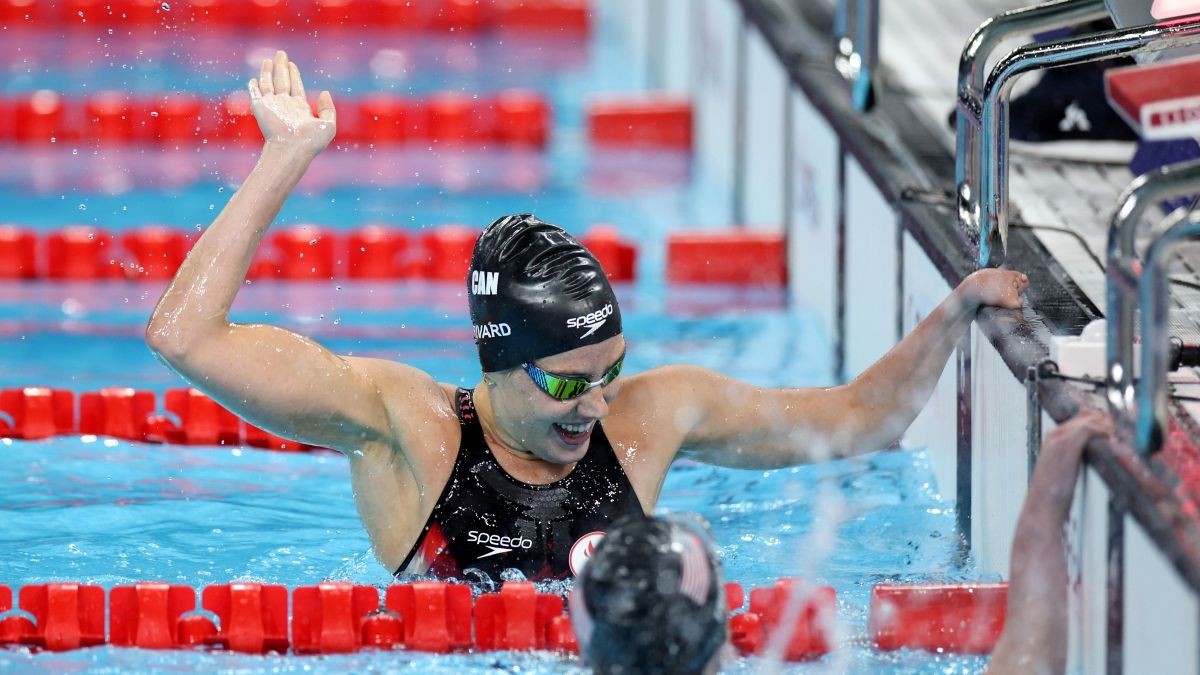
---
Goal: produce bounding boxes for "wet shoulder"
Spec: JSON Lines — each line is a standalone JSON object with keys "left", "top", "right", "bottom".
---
{"left": 604, "top": 366, "right": 696, "bottom": 461}
{"left": 609, "top": 364, "right": 707, "bottom": 420}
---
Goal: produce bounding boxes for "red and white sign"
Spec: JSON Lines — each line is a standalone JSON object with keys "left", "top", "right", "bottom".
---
{"left": 1106, "top": 55, "right": 1200, "bottom": 140}
{"left": 569, "top": 531, "right": 606, "bottom": 576}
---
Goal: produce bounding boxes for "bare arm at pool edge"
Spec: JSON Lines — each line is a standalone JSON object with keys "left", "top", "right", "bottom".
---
{"left": 145, "top": 52, "right": 427, "bottom": 458}
{"left": 620, "top": 269, "right": 1028, "bottom": 469}
{"left": 987, "top": 410, "right": 1111, "bottom": 675}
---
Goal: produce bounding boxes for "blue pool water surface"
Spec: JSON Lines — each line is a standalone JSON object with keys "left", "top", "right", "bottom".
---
{"left": 0, "top": 8, "right": 990, "bottom": 673}
{"left": 0, "top": 289, "right": 987, "bottom": 673}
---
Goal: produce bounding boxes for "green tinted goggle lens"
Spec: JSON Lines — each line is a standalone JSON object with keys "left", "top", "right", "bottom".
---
{"left": 524, "top": 356, "right": 624, "bottom": 401}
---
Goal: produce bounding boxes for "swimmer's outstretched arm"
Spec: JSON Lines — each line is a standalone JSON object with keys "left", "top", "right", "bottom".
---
{"left": 632, "top": 268, "right": 1026, "bottom": 467}
{"left": 146, "top": 52, "right": 431, "bottom": 456}
{"left": 987, "top": 410, "right": 1110, "bottom": 675}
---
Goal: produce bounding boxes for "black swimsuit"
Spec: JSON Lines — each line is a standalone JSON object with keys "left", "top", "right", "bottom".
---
{"left": 395, "top": 388, "right": 645, "bottom": 581}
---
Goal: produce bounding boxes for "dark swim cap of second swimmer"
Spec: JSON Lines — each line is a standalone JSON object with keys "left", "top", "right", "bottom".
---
{"left": 468, "top": 214, "right": 621, "bottom": 372}
{"left": 568, "top": 515, "right": 727, "bottom": 675}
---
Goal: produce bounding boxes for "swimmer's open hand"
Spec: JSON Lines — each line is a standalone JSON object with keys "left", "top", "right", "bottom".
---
{"left": 248, "top": 50, "right": 335, "bottom": 157}
{"left": 958, "top": 268, "right": 1028, "bottom": 312}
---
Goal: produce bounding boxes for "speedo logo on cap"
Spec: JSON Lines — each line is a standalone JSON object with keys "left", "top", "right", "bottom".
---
{"left": 566, "top": 304, "right": 613, "bottom": 340}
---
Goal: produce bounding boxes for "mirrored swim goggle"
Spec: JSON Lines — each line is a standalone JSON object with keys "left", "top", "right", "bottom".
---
{"left": 522, "top": 352, "right": 625, "bottom": 401}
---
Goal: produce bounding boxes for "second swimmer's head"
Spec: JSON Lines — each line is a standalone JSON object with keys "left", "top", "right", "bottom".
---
{"left": 569, "top": 515, "right": 728, "bottom": 674}
{"left": 467, "top": 214, "right": 622, "bottom": 373}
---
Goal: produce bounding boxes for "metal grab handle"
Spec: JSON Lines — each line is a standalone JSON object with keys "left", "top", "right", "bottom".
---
{"left": 1136, "top": 210, "right": 1200, "bottom": 455}
{"left": 955, "top": 0, "right": 1109, "bottom": 265}
{"left": 1106, "top": 159, "right": 1200, "bottom": 455}
{"left": 957, "top": 0, "right": 1108, "bottom": 110}
{"left": 955, "top": 0, "right": 1200, "bottom": 267}
{"left": 833, "top": 0, "right": 879, "bottom": 112}
{"left": 980, "top": 19, "right": 1200, "bottom": 266}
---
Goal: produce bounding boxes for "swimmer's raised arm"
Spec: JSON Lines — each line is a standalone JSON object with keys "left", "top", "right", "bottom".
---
{"left": 987, "top": 410, "right": 1110, "bottom": 675}
{"left": 643, "top": 269, "right": 1026, "bottom": 467}
{"left": 146, "top": 52, "right": 426, "bottom": 457}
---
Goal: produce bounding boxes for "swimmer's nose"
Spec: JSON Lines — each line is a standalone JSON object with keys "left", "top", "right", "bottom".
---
{"left": 575, "top": 384, "right": 609, "bottom": 419}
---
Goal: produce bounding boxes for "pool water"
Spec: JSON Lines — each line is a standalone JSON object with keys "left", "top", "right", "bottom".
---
{"left": 0, "top": 285, "right": 989, "bottom": 673}
{"left": 0, "top": 7, "right": 991, "bottom": 673}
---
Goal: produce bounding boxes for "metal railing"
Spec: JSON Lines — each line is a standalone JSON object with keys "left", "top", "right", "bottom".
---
{"left": 1106, "top": 160, "right": 1200, "bottom": 455}
{"left": 955, "top": 0, "right": 1200, "bottom": 266}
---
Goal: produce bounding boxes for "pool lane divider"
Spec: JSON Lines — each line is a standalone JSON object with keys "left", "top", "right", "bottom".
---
{"left": 0, "top": 581, "right": 574, "bottom": 654}
{"left": 0, "top": 579, "right": 1009, "bottom": 656}
{"left": 0, "top": 224, "right": 637, "bottom": 283}
{"left": 1, "top": 90, "right": 696, "bottom": 153}
{"left": 0, "top": 0, "right": 592, "bottom": 34}
{"left": 1, "top": 386, "right": 312, "bottom": 451}
{"left": 0, "top": 89, "right": 550, "bottom": 148}
{"left": 0, "top": 224, "right": 788, "bottom": 286}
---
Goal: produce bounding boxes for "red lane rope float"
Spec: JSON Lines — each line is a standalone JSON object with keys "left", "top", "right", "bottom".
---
{"left": 292, "top": 583, "right": 386, "bottom": 654}
{"left": 728, "top": 579, "right": 837, "bottom": 661}
{"left": 666, "top": 231, "right": 786, "bottom": 286}
{"left": 586, "top": 95, "right": 693, "bottom": 150}
{"left": 16, "top": 583, "right": 107, "bottom": 651}
{"left": 869, "top": 582, "right": 1008, "bottom": 654}
{"left": 79, "top": 387, "right": 157, "bottom": 440}
{"left": 0, "top": 585, "right": 30, "bottom": 645}
{"left": 46, "top": 227, "right": 120, "bottom": 280}
{"left": 0, "top": 227, "right": 37, "bottom": 279}
{"left": 0, "top": 387, "right": 74, "bottom": 440}
{"left": 473, "top": 581, "right": 563, "bottom": 651}
{"left": 204, "top": 583, "right": 292, "bottom": 653}
{"left": 0, "top": 89, "right": 550, "bottom": 148}
{"left": 0, "top": 224, "right": 636, "bottom": 282}
{"left": 0, "top": 0, "right": 592, "bottom": 34}
{"left": 386, "top": 581, "right": 474, "bottom": 652}
{"left": 109, "top": 583, "right": 196, "bottom": 649}
{"left": 0, "top": 580, "right": 1007, "bottom": 657}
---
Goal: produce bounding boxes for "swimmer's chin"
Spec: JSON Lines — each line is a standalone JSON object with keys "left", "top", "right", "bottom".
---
{"left": 544, "top": 437, "right": 591, "bottom": 464}
{"left": 499, "top": 441, "right": 586, "bottom": 465}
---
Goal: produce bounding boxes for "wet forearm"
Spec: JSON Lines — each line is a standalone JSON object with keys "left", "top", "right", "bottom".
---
{"left": 988, "top": 503, "right": 1068, "bottom": 675}
{"left": 722, "top": 290, "right": 977, "bottom": 464}
{"left": 846, "top": 286, "right": 977, "bottom": 447}
{"left": 988, "top": 443, "right": 1083, "bottom": 675}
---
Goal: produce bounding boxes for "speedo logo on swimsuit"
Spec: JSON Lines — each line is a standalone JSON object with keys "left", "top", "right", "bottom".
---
{"left": 566, "top": 303, "right": 613, "bottom": 340}
{"left": 467, "top": 530, "right": 533, "bottom": 559}
{"left": 471, "top": 270, "right": 499, "bottom": 296}
{"left": 473, "top": 322, "right": 511, "bottom": 339}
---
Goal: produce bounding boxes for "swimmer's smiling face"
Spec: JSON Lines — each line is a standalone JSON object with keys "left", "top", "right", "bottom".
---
{"left": 487, "top": 334, "right": 626, "bottom": 465}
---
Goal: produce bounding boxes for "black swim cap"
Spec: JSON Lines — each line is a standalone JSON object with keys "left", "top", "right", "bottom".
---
{"left": 468, "top": 214, "right": 622, "bottom": 373}
{"left": 569, "top": 515, "right": 727, "bottom": 675}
